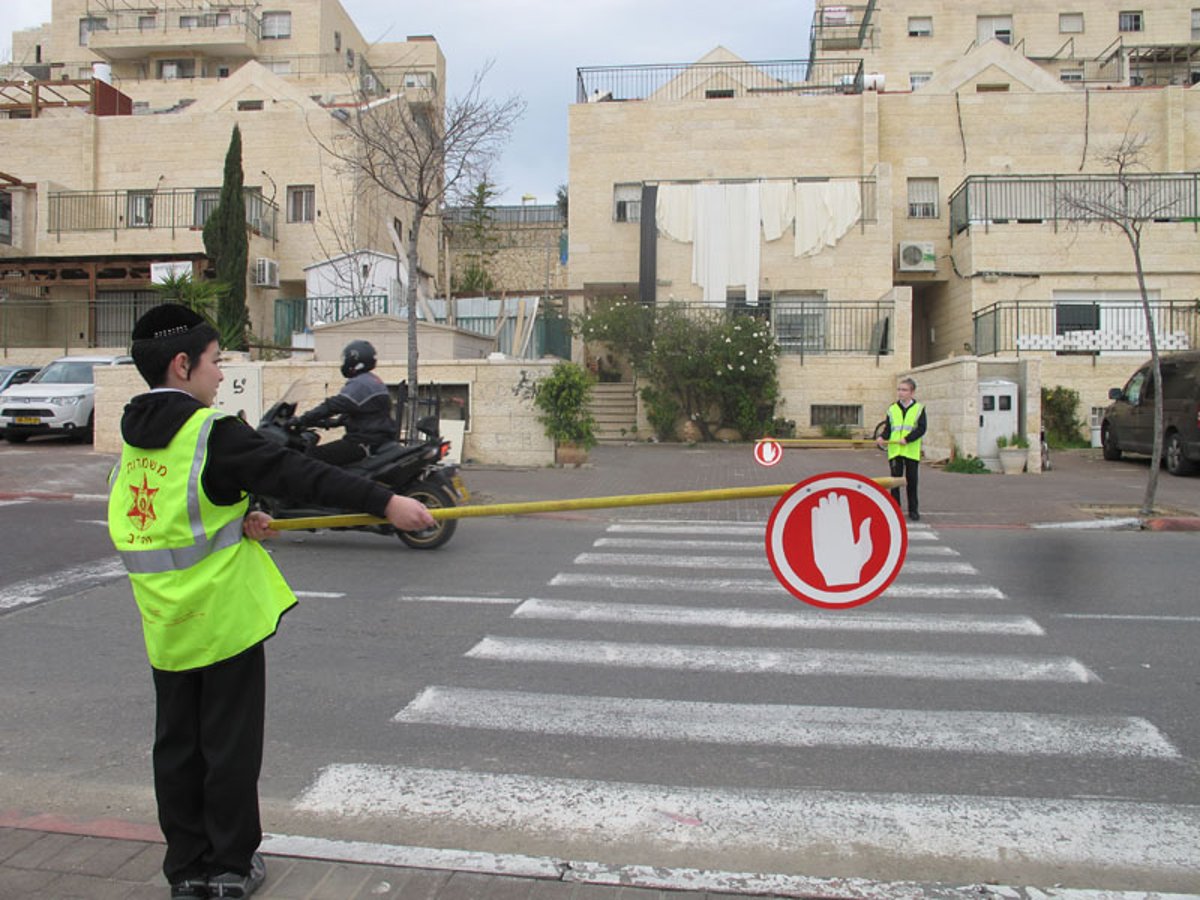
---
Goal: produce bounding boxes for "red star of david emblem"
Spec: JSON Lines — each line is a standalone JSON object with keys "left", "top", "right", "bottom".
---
{"left": 127, "top": 474, "right": 159, "bottom": 532}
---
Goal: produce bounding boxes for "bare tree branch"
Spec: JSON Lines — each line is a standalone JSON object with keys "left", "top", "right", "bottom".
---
{"left": 309, "top": 64, "right": 525, "bottom": 431}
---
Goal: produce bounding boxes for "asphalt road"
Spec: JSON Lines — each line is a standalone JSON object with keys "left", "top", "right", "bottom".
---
{"left": 1, "top": 463, "right": 1198, "bottom": 891}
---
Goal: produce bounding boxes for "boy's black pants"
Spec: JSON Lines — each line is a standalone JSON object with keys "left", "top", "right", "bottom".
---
{"left": 888, "top": 455, "right": 920, "bottom": 516}
{"left": 151, "top": 643, "right": 265, "bottom": 883}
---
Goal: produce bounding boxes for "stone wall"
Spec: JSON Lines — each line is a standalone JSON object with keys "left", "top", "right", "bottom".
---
{"left": 95, "top": 357, "right": 558, "bottom": 466}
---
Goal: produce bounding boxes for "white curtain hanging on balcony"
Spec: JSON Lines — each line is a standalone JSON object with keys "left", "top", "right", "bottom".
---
{"left": 794, "top": 180, "right": 861, "bottom": 257}
{"left": 690, "top": 183, "right": 760, "bottom": 304}
{"left": 656, "top": 183, "right": 694, "bottom": 242}
{"left": 759, "top": 181, "right": 794, "bottom": 241}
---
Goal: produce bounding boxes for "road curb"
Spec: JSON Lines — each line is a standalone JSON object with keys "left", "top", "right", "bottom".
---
{"left": 1143, "top": 516, "right": 1200, "bottom": 531}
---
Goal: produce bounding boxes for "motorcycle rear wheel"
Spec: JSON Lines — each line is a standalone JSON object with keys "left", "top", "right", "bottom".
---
{"left": 397, "top": 480, "right": 458, "bottom": 549}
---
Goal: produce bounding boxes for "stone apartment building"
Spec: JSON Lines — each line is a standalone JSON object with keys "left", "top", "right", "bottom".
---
{"left": 568, "top": 0, "right": 1200, "bottom": 463}
{"left": 0, "top": 0, "right": 445, "bottom": 349}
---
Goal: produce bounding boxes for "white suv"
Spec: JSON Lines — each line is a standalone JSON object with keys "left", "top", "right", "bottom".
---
{"left": 0, "top": 355, "right": 133, "bottom": 443}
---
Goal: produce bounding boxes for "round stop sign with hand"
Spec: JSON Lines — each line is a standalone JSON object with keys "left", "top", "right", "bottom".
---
{"left": 765, "top": 471, "right": 907, "bottom": 608}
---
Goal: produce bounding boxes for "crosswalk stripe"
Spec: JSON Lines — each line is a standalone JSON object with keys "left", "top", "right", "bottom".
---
{"left": 512, "top": 597, "right": 1044, "bottom": 635}
{"left": 293, "top": 591, "right": 347, "bottom": 599}
{"left": 465, "top": 636, "right": 1096, "bottom": 682}
{"left": 594, "top": 536, "right": 960, "bottom": 556}
{"left": 295, "top": 764, "right": 1200, "bottom": 875}
{"left": 548, "top": 572, "right": 1004, "bottom": 598}
{"left": 393, "top": 594, "right": 524, "bottom": 605}
{"left": 573, "top": 552, "right": 977, "bottom": 575}
{"left": 396, "top": 686, "right": 1175, "bottom": 757}
{"left": 0, "top": 557, "right": 127, "bottom": 611}
{"left": 0, "top": 500, "right": 31, "bottom": 508}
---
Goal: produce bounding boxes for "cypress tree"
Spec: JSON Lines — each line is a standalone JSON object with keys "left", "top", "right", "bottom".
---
{"left": 202, "top": 125, "right": 249, "bottom": 350}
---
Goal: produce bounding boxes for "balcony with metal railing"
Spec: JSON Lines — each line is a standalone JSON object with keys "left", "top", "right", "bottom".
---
{"left": 972, "top": 300, "right": 1200, "bottom": 357}
{"left": 576, "top": 58, "right": 865, "bottom": 103}
{"left": 657, "top": 300, "right": 893, "bottom": 358}
{"left": 948, "top": 173, "right": 1200, "bottom": 237}
{"left": 808, "top": 1, "right": 879, "bottom": 54}
{"left": 46, "top": 187, "right": 278, "bottom": 242}
{"left": 86, "top": 8, "right": 262, "bottom": 61}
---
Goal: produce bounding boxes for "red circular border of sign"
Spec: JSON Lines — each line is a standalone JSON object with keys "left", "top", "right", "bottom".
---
{"left": 754, "top": 439, "right": 784, "bottom": 467}
{"left": 765, "top": 471, "right": 907, "bottom": 609}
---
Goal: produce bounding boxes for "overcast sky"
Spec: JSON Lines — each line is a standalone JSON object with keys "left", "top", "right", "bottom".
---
{"left": 1, "top": 0, "right": 816, "bottom": 205}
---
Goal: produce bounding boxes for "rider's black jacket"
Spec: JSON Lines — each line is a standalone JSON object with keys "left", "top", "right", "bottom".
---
{"left": 296, "top": 371, "right": 397, "bottom": 448}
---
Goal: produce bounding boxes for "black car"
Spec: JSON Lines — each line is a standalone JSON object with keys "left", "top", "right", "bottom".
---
{"left": 1101, "top": 350, "right": 1200, "bottom": 476}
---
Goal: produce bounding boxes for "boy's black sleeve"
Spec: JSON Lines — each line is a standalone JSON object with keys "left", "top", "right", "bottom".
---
{"left": 202, "top": 416, "right": 394, "bottom": 517}
{"left": 908, "top": 409, "right": 928, "bottom": 443}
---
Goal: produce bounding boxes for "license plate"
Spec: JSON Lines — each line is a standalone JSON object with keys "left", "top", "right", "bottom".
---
{"left": 452, "top": 475, "right": 470, "bottom": 503}
{"left": 14, "top": 416, "right": 40, "bottom": 425}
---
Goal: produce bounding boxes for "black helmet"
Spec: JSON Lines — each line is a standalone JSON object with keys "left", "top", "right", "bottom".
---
{"left": 340, "top": 340, "right": 377, "bottom": 378}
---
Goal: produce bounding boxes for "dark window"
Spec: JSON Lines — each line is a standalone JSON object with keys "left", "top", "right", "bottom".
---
{"left": 705, "top": 89, "right": 735, "bottom": 99}
{"left": 982, "top": 396, "right": 996, "bottom": 411}
{"left": 237, "top": 99, "right": 264, "bottom": 111}
{"left": 999, "top": 396, "right": 1012, "bottom": 411}
{"left": 0, "top": 191, "right": 12, "bottom": 245}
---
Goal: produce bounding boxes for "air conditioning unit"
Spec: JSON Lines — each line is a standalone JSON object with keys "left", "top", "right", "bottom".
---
{"left": 253, "top": 257, "right": 279, "bottom": 287}
{"left": 898, "top": 241, "right": 936, "bottom": 272}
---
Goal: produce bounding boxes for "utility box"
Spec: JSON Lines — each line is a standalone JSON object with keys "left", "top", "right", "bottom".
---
{"left": 978, "top": 379, "right": 1019, "bottom": 470}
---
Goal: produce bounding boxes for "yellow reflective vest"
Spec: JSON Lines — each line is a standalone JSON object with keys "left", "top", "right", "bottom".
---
{"left": 108, "top": 407, "right": 296, "bottom": 672}
{"left": 886, "top": 401, "right": 924, "bottom": 461}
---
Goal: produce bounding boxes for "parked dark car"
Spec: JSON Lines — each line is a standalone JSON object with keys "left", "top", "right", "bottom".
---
{"left": 1101, "top": 350, "right": 1200, "bottom": 476}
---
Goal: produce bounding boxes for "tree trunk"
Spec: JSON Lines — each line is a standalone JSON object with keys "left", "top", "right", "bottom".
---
{"left": 1131, "top": 229, "right": 1162, "bottom": 517}
{"left": 405, "top": 208, "right": 425, "bottom": 437}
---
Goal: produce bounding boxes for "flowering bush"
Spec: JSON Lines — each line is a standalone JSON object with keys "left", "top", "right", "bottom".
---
{"left": 576, "top": 300, "right": 779, "bottom": 441}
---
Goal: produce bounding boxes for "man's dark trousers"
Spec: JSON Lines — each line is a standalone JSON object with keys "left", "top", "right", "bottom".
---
{"left": 151, "top": 643, "right": 266, "bottom": 883}
{"left": 888, "top": 455, "right": 920, "bottom": 517}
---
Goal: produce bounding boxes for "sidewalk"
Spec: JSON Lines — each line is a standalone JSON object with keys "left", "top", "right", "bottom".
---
{"left": 2, "top": 440, "right": 1200, "bottom": 899}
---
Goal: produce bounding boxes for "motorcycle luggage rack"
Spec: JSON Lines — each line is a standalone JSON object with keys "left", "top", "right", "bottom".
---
{"left": 394, "top": 381, "right": 442, "bottom": 445}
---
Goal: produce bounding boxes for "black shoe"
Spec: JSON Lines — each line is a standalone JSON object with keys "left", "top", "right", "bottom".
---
{"left": 208, "top": 853, "right": 266, "bottom": 899}
{"left": 170, "top": 878, "right": 209, "bottom": 899}
{"left": 908, "top": 511, "right": 920, "bottom": 522}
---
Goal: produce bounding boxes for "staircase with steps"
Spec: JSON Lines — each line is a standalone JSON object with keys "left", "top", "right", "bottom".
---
{"left": 588, "top": 381, "right": 638, "bottom": 442}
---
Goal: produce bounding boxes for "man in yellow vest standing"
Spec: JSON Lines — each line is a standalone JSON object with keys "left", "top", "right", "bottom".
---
{"left": 108, "top": 304, "right": 433, "bottom": 900}
{"left": 875, "top": 377, "right": 926, "bottom": 522}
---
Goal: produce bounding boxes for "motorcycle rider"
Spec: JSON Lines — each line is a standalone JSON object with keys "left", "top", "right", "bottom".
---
{"left": 293, "top": 340, "right": 398, "bottom": 466}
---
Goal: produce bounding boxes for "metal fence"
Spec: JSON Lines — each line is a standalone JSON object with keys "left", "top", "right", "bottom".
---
{"left": 663, "top": 301, "right": 893, "bottom": 358}
{"left": 0, "top": 297, "right": 159, "bottom": 351}
{"left": 47, "top": 188, "right": 278, "bottom": 240}
{"left": 973, "top": 300, "right": 1200, "bottom": 356}
{"left": 949, "top": 173, "right": 1200, "bottom": 236}
{"left": 576, "top": 58, "right": 864, "bottom": 102}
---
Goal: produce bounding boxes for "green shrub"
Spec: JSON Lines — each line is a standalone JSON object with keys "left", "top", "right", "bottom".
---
{"left": 944, "top": 455, "right": 990, "bottom": 474}
{"left": 576, "top": 300, "right": 779, "bottom": 441}
{"left": 1041, "top": 385, "right": 1089, "bottom": 447}
{"left": 772, "top": 417, "right": 797, "bottom": 438}
{"left": 533, "top": 362, "right": 598, "bottom": 449}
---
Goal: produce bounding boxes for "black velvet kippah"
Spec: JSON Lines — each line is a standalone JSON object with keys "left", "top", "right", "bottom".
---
{"left": 132, "top": 304, "right": 206, "bottom": 342}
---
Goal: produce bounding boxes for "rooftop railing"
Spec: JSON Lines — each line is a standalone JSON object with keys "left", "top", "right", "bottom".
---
{"left": 47, "top": 188, "right": 278, "bottom": 241}
{"left": 443, "top": 204, "right": 564, "bottom": 226}
{"left": 972, "top": 300, "right": 1200, "bottom": 356}
{"left": 576, "top": 58, "right": 864, "bottom": 103}
{"left": 948, "top": 173, "right": 1200, "bottom": 237}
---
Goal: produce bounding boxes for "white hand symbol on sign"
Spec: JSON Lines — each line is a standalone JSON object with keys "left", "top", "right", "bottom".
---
{"left": 761, "top": 442, "right": 779, "bottom": 464}
{"left": 810, "top": 492, "right": 873, "bottom": 587}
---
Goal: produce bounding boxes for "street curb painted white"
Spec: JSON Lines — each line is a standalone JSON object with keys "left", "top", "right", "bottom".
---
{"left": 259, "top": 832, "right": 1200, "bottom": 900}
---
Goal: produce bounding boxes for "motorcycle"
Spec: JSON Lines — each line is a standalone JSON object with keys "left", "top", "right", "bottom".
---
{"left": 253, "top": 386, "right": 466, "bottom": 549}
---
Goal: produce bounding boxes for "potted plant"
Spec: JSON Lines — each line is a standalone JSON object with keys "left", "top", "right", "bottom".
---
{"left": 996, "top": 433, "right": 1029, "bottom": 475}
{"left": 534, "top": 361, "right": 598, "bottom": 466}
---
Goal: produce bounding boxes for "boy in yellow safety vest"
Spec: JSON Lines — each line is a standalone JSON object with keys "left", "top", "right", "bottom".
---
{"left": 108, "top": 304, "right": 433, "bottom": 900}
{"left": 874, "top": 376, "right": 927, "bottom": 522}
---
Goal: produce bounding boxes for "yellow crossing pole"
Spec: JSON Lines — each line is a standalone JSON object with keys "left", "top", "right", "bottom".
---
{"left": 267, "top": 477, "right": 906, "bottom": 532}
